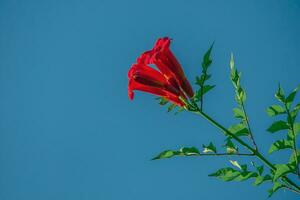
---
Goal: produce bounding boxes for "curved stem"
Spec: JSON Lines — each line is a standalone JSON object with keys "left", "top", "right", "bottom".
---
{"left": 191, "top": 108, "right": 300, "bottom": 193}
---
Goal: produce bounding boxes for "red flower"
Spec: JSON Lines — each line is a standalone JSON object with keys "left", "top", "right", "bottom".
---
{"left": 128, "top": 63, "right": 185, "bottom": 106}
{"left": 137, "top": 37, "right": 194, "bottom": 98}
{"left": 128, "top": 37, "right": 194, "bottom": 107}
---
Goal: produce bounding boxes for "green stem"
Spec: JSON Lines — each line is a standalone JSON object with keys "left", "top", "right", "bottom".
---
{"left": 285, "top": 104, "right": 300, "bottom": 177}
{"left": 192, "top": 109, "right": 300, "bottom": 193}
{"left": 240, "top": 101, "right": 258, "bottom": 150}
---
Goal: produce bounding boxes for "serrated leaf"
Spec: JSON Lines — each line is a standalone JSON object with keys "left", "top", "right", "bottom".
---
{"left": 266, "top": 105, "right": 286, "bottom": 117}
{"left": 253, "top": 175, "right": 272, "bottom": 186}
{"left": 228, "top": 123, "right": 249, "bottom": 136}
{"left": 268, "top": 182, "right": 283, "bottom": 197}
{"left": 233, "top": 107, "right": 245, "bottom": 119}
{"left": 152, "top": 150, "right": 179, "bottom": 160}
{"left": 229, "top": 160, "right": 242, "bottom": 170}
{"left": 180, "top": 147, "right": 200, "bottom": 156}
{"left": 202, "top": 142, "right": 217, "bottom": 153}
{"left": 273, "top": 164, "right": 295, "bottom": 181}
{"left": 268, "top": 139, "right": 293, "bottom": 154}
{"left": 266, "top": 120, "right": 289, "bottom": 133}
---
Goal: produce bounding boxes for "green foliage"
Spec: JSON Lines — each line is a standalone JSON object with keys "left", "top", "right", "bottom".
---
{"left": 266, "top": 105, "right": 286, "bottom": 117}
{"left": 152, "top": 150, "right": 179, "bottom": 160}
{"left": 273, "top": 164, "right": 295, "bottom": 181}
{"left": 253, "top": 175, "right": 272, "bottom": 186}
{"left": 286, "top": 85, "right": 299, "bottom": 108}
{"left": 268, "top": 139, "right": 293, "bottom": 154}
{"left": 266, "top": 120, "right": 289, "bottom": 133}
{"left": 193, "top": 44, "right": 215, "bottom": 109}
{"left": 289, "top": 150, "right": 300, "bottom": 167}
{"left": 233, "top": 107, "right": 246, "bottom": 119}
{"left": 275, "top": 84, "right": 285, "bottom": 103}
{"left": 228, "top": 123, "right": 250, "bottom": 137}
{"left": 229, "top": 54, "right": 247, "bottom": 104}
{"left": 268, "top": 182, "right": 283, "bottom": 197}
{"left": 202, "top": 43, "right": 214, "bottom": 70}
{"left": 209, "top": 161, "right": 258, "bottom": 182}
{"left": 202, "top": 142, "right": 217, "bottom": 153}
{"left": 152, "top": 147, "right": 200, "bottom": 160}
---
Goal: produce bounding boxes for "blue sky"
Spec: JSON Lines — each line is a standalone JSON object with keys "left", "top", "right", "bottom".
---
{"left": 0, "top": 0, "right": 300, "bottom": 199}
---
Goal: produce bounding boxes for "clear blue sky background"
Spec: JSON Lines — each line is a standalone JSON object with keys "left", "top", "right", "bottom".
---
{"left": 0, "top": 0, "right": 300, "bottom": 199}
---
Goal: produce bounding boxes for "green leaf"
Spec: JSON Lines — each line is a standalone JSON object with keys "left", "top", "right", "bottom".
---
{"left": 233, "top": 107, "right": 245, "bottom": 119}
{"left": 202, "top": 43, "right": 214, "bottom": 70}
{"left": 268, "top": 139, "right": 293, "bottom": 154}
{"left": 192, "top": 90, "right": 201, "bottom": 102}
{"left": 235, "top": 171, "right": 258, "bottom": 181}
{"left": 202, "top": 84, "right": 215, "bottom": 95}
{"left": 268, "top": 182, "right": 283, "bottom": 197}
{"left": 273, "top": 164, "right": 295, "bottom": 181}
{"left": 228, "top": 123, "right": 249, "bottom": 136}
{"left": 294, "top": 122, "right": 300, "bottom": 135}
{"left": 209, "top": 167, "right": 241, "bottom": 182}
{"left": 266, "top": 120, "right": 289, "bottom": 133}
{"left": 180, "top": 147, "right": 200, "bottom": 156}
{"left": 253, "top": 175, "right": 272, "bottom": 186}
{"left": 193, "top": 85, "right": 215, "bottom": 103}
{"left": 287, "top": 129, "right": 296, "bottom": 141}
{"left": 266, "top": 105, "right": 286, "bottom": 117}
{"left": 275, "top": 84, "right": 285, "bottom": 103}
{"left": 289, "top": 150, "right": 300, "bottom": 166}
{"left": 152, "top": 150, "right": 179, "bottom": 160}
{"left": 286, "top": 85, "right": 299, "bottom": 108}
{"left": 209, "top": 166, "right": 258, "bottom": 182}
{"left": 202, "top": 142, "right": 217, "bottom": 153}
{"left": 152, "top": 147, "right": 201, "bottom": 160}
{"left": 237, "top": 87, "right": 246, "bottom": 103}
{"left": 295, "top": 103, "right": 300, "bottom": 111}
